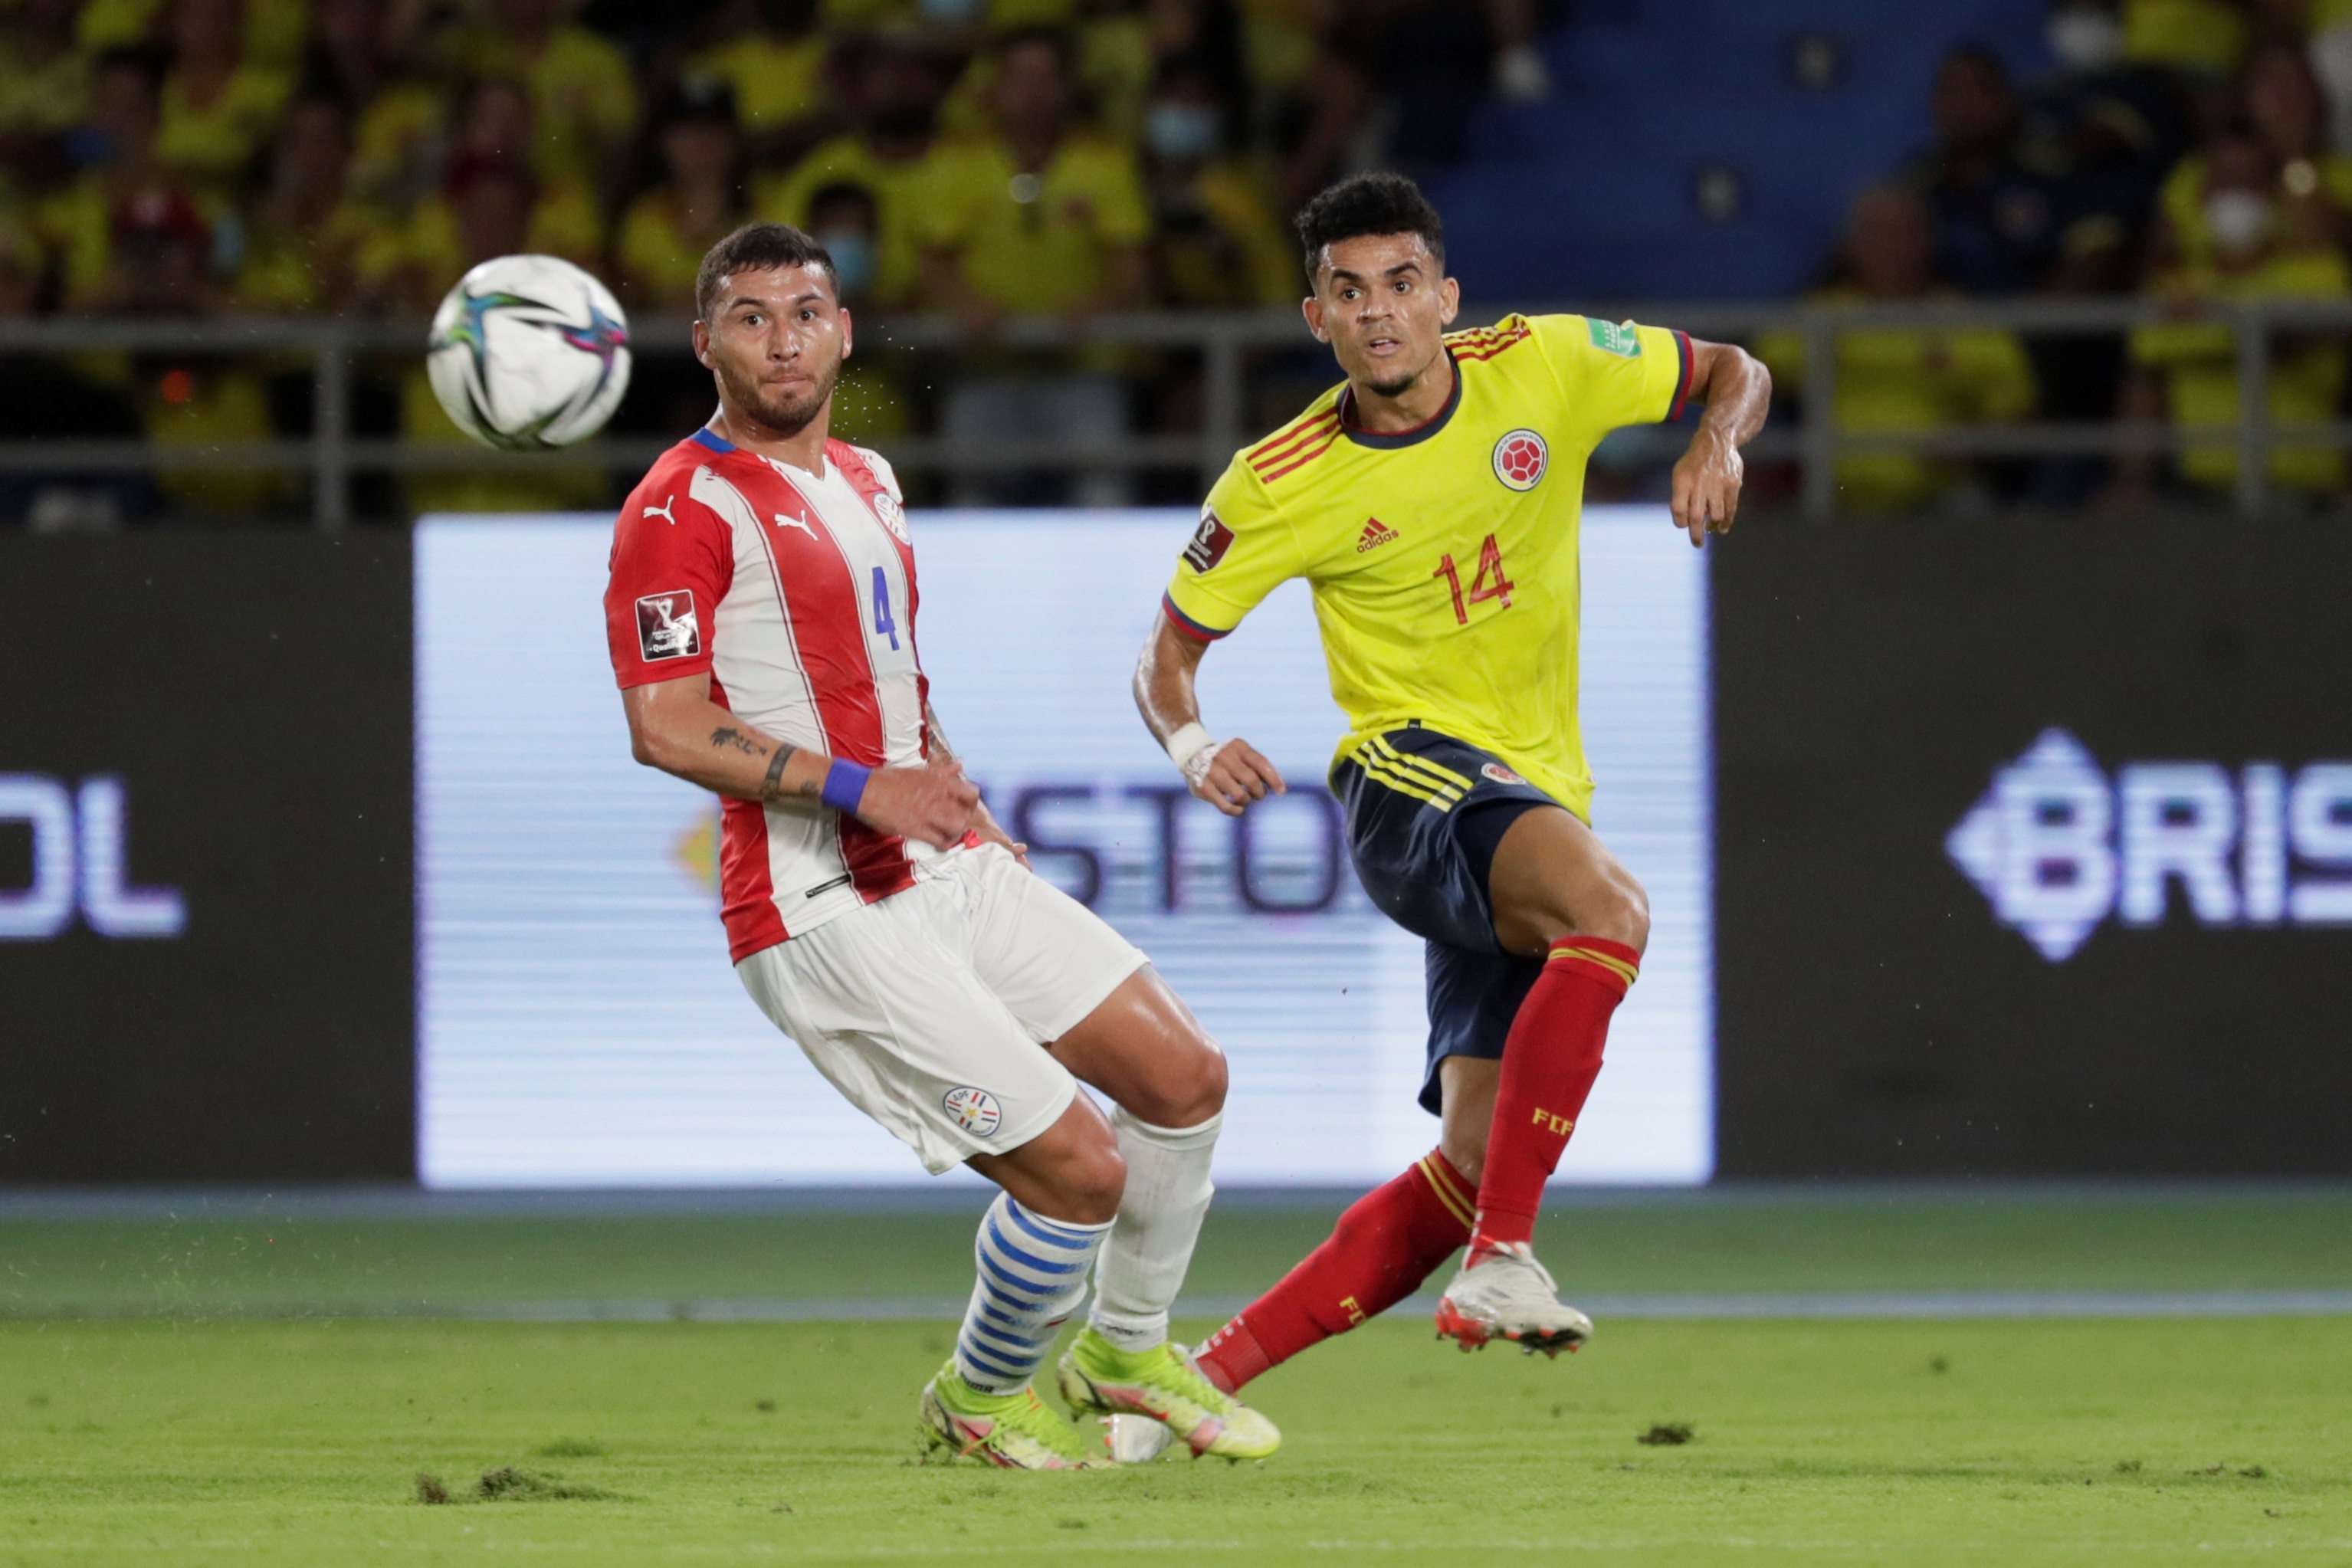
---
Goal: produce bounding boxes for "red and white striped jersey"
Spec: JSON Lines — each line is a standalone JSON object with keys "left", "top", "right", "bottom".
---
{"left": 605, "top": 427, "right": 952, "bottom": 962}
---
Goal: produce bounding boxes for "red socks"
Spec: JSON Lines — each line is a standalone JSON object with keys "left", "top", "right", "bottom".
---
{"left": 1196, "top": 1150, "right": 1475, "bottom": 1394}
{"left": 1468, "top": 936, "right": 1638, "bottom": 1260}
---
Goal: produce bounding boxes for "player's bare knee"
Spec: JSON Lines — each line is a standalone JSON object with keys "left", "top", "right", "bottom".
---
{"left": 1120, "top": 1034, "right": 1227, "bottom": 1129}
{"left": 1064, "top": 1141, "right": 1127, "bottom": 1225}
{"left": 1595, "top": 880, "right": 1650, "bottom": 956}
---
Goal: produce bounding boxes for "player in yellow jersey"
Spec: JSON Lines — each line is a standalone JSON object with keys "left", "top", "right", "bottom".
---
{"left": 1138, "top": 173, "right": 1770, "bottom": 1390}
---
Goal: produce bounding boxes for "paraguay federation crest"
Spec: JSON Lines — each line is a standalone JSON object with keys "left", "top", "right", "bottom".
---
{"left": 943, "top": 1085, "right": 1003, "bottom": 1137}
{"left": 1492, "top": 429, "right": 1549, "bottom": 491}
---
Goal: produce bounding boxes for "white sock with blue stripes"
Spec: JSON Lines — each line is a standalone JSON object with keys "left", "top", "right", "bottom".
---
{"left": 953, "top": 1193, "right": 1113, "bottom": 1394}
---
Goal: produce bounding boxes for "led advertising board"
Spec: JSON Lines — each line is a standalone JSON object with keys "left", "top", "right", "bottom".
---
{"left": 1713, "top": 517, "right": 2352, "bottom": 1176}
{"left": 416, "top": 508, "right": 1712, "bottom": 1187}
{"left": 0, "top": 536, "right": 415, "bottom": 1182}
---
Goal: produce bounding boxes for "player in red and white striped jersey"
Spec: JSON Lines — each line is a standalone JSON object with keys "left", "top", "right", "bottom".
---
{"left": 604, "top": 223, "right": 1278, "bottom": 1469}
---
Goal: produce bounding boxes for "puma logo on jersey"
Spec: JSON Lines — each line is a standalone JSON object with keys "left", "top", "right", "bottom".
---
{"left": 773, "top": 512, "right": 818, "bottom": 541}
{"left": 642, "top": 495, "right": 677, "bottom": 524}
{"left": 1356, "top": 517, "right": 1399, "bottom": 553}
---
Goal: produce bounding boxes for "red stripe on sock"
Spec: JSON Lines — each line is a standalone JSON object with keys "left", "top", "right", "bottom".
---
{"left": 1196, "top": 1150, "right": 1473, "bottom": 1394}
{"left": 1468, "top": 937, "right": 1638, "bottom": 1257}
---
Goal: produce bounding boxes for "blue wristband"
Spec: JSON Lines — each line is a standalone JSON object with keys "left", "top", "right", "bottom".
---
{"left": 821, "top": 759, "right": 873, "bottom": 815}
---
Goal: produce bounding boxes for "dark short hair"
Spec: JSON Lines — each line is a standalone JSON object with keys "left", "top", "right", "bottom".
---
{"left": 1294, "top": 172, "right": 1445, "bottom": 286}
{"left": 695, "top": 221, "right": 837, "bottom": 320}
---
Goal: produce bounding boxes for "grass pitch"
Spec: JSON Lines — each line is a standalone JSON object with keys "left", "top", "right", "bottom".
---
{"left": 4, "top": 1314, "right": 2347, "bottom": 1566}
{"left": 3, "top": 1189, "right": 2349, "bottom": 1563}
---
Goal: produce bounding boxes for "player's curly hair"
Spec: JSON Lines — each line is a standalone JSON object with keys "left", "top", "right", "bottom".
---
{"left": 695, "top": 222, "right": 838, "bottom": 321}
{"left": 1294, "top": 172, "right": 1445, "bottom": 287}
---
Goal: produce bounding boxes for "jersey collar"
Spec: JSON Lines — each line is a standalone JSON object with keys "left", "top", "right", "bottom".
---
{"left": 691, "top": 426, "right": 735, "bottom": 454}
{"left": 1339, "top": 349, "right": 1462, "bottom": 450}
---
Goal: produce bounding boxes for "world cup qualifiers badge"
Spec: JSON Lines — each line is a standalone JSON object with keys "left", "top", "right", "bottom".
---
{"left": 943, "top": 1086, "right": 1003, "bottom": 1137}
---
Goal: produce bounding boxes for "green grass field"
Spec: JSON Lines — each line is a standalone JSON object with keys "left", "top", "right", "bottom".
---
{"left": 3, "top": 1189, "right": 2350, "bottom": 1564}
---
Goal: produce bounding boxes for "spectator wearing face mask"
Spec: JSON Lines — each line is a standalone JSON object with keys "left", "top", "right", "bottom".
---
{"left": 1754, "top": 185, "right": 2038, "bottom": 512}
{"left": 806, "top": 181, "right": 910, "bottom": 446}
{"left": 2155, "top": 44, "right": 2352, "bottom": 271}
{"left": 1140, "top": 61, "right": 1290, "bottom": 308}
{"left": 758, "top": 31, "right": 955, "bottom": 313}
{"left": 616, "top": 78, "right": 749, "bottom": 317}
{"left": 2114, "top": 124, "right": 2350, "bottom": 504}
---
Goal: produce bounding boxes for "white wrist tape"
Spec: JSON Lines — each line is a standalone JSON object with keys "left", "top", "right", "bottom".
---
{"left": 1163, "top": 722, "right": 1215, "bottom": 771}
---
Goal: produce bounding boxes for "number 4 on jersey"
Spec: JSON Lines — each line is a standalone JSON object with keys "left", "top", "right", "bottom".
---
{"left": 1433, "top": 534, "right": 1515, "bottom": 625}
{"left": 871, "top": 566, "right": 900, "bottom": 650}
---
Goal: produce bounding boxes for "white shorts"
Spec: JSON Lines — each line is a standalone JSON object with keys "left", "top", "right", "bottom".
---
{"left": 735, "top": 842, "right": 1149, "bottom": 1174}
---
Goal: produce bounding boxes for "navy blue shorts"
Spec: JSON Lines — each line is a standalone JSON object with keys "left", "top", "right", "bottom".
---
{"left": 1329, "top": 724, "right": 1564, "bottom": 1115}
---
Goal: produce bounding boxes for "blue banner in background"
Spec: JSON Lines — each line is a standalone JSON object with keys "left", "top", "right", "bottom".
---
{"left": 415, "top": 508, "right": 1711, "bottom": 1186}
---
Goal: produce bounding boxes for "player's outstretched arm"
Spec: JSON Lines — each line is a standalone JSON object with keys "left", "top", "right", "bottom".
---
{"left": 1133, "top": 612, "right": 1288, "bottom": 817}
{"left": 622, "top": 672, "right": 979, "bottom": 849}
{"left": 1670, "top": 339, "right": 1772, "bottom": 549}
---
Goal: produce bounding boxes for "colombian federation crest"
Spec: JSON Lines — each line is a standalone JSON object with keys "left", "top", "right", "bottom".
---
{"left": 1492, "top": 430, "right": 1548, "bottom": 491}
{"left": 943, "top": 1085, "right": 1002, "bottom": 1137}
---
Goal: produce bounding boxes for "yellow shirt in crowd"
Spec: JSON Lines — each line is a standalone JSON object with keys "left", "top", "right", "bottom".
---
{"left": 157, "top": 64, "right": 293, "bottom": 188}
{"left": 686, "top": 33, "right": 828, "bottom": 131}
{"left": 921, "top": 133, "right": 1150, "bottom": 313}
{"left": 2133, "top": 248, "right": 2351, "bottom": 494}
{"left": 2123, "top": 0, "right": 2246, "bottom": 76}
{"left": 466, "top": 23, "right": 639, "bottom": 192}
{"left": 1755, "top": 291, "right": 2035, "bottom": 510}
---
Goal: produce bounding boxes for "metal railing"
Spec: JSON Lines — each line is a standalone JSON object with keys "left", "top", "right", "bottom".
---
{"left": 3, "top": 296, "right": 2347, "bottom": 527}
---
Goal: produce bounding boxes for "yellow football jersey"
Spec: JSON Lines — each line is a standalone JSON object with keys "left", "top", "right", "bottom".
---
{"left": 1163, "top": 313, "right": 1691, "bottom": 819}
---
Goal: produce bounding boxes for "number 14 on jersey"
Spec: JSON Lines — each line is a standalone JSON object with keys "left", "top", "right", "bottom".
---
{"left": 1433, "top": 534, "right": 1514, "bottom": 625}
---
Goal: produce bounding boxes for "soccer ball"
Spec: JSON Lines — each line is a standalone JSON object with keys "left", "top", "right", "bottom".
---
{"left": 426, "top": 254, "right": 631, "bottom": 451}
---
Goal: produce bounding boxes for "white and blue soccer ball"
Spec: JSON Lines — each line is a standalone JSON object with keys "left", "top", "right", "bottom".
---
{"left": 426, "top": 254, "right": 631, "bottom": 451}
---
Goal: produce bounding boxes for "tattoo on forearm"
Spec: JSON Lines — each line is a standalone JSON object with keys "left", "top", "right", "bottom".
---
{"left": 923, "top": 704, "right": 955, "bottom": 761}
{"left": 761, "top": 743, "right": 797, "bottom": 800}
{"left": 710, "top": 727, "right": 762, "bottom": 756}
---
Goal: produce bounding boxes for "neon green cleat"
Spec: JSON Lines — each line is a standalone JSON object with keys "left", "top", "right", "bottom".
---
{"left": 1055, "top": 1327, "right": 1281, "bottom": 1462}
{"left": 919, "top": 1362, "right": 1102, "bottom": 1470}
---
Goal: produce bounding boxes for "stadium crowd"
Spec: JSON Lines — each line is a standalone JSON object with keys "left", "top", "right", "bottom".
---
{"left": 1762, "top": 0, "right": 2352, "bottom": 512}
{"left": 0, "top": 0, "right": 2347, "bottom": 519}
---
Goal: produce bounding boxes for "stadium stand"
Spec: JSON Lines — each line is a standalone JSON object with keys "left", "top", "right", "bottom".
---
{"left": 0, "top": 0, "right": 2346, "bottom": 520}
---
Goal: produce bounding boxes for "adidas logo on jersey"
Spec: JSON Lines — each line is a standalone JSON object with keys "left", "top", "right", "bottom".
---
{"left": 1356, "top": 517, "right": 1399, "bottom": 553}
